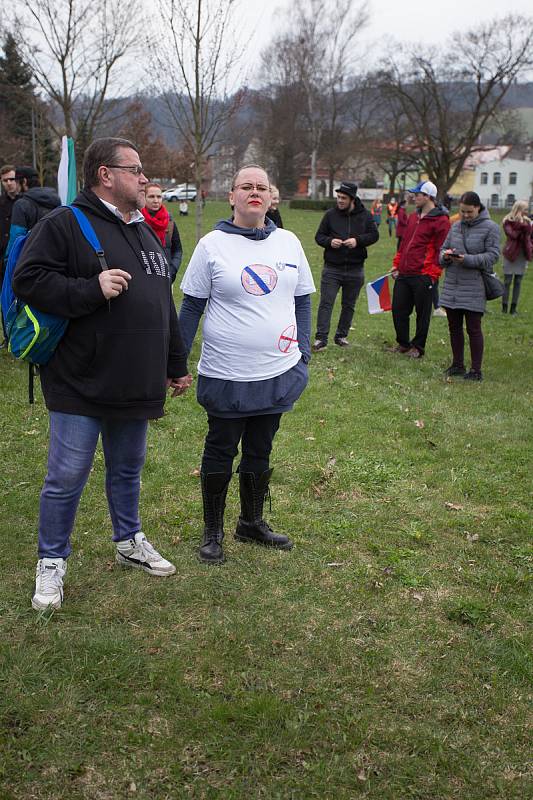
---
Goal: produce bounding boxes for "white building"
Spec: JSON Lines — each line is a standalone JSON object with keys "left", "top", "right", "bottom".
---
{"left": 474, "top": 156, "right": 533, "bottom": 210}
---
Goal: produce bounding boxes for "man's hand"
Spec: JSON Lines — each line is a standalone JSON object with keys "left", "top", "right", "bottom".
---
{"left": 99, "top": 269, "right": 132, "bottom": 300}
{"left": 391, "top": 269, "right": 399, "bottom": 279}
{"left": 167, "top": 374, "right": 193, "bottom": 397}
{"left": 343, "top": 237, "right": 357, "bottom": 248}
{"left": 330, "top": 238, "right": 343, "bottom": 249}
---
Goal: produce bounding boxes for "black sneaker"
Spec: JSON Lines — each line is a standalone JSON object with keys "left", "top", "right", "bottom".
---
{"left": 463, "top": 370, "right": 483, "bottom": 382}
{"left": 444, "top": 365, "right": 466, "bottom": 377}
{"left": 312, "top": 339, "right": 327, "bottom": 352}
{"left": 334, "top": 337, "right": 350, "bottom": 347}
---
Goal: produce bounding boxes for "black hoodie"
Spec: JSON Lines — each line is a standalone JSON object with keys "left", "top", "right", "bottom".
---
{"left": 315, "top": 197, "right": 379, "bottom": 268}
{"left": 12, "top": 189, "right": 188, "bottom": 418}
{"left": 10, "top": 186, "right": 61, "bottom": 231}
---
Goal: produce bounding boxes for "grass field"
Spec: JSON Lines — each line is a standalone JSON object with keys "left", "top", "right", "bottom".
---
{"left": 0, "top": 201, "right": 531, "bottom": 800}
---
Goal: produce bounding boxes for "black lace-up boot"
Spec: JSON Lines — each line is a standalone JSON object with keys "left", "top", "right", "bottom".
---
{"left": 234, "top": 469, "right": 293, "bottom": 550}
{"left": 199, "top": 473, "right": 232, "bottom": 564}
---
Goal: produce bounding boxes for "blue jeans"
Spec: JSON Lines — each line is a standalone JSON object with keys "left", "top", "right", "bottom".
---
{"left": 38, "top": 412, "right": 148, "bottom": 559}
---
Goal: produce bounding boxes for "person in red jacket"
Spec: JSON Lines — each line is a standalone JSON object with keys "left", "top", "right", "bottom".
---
{"left": 389, "top": 180, "right": 450, "bottom": 358}
{"left": 395, "top": 198, "right": 408, "bottom": 251}
{"left": 501, "top": 200, "right": 532, "bottom": 315}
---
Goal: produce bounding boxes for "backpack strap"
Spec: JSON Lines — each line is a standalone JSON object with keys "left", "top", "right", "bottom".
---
{"left": 68, "top": 206, "right": 109, "bottom": 271}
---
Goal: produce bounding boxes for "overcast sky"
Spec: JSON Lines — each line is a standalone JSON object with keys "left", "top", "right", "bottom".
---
{"left": 242, "top": 0, "right": 533, "bottom": 68}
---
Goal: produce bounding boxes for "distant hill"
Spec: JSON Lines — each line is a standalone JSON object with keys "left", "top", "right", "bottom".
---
{"left": 108, "top": 82, "right": 533, "bottom": 151}
{"left": 502, "top": 82, "right": 533, "bottom": 108}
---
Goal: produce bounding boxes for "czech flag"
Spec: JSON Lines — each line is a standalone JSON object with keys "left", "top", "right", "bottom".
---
{"left": 366, "top": 273, "right": 392, "bottom": 314}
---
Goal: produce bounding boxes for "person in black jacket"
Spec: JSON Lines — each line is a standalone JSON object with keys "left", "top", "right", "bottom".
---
{"left": 141, "top": 182, "right": 183, "bottom": 283}
{"left": 313, "top": 181, "right": 379, "bottom": 349}
{"left": 12, "top": 137, "right": 192, "bottom": 612}
{"left": 0, "top": 164, "right": 19, "bottom": 276}
{"left": 4, "top": 166, "right": 61, "bottom": 265}
{"left": 265, "top": 185, "right": 284, "bottom": 228}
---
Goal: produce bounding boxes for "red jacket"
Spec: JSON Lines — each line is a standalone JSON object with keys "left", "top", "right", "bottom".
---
{"left": 503, "top": 219, "right": 533, "bottom": 262}
{"left": 393, "top": 206, "right": 450, "bottom": 280}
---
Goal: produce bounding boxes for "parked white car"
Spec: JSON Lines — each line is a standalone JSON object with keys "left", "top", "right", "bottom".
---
{"left": 162, "top": 186, "right": 197, "bottom": 202}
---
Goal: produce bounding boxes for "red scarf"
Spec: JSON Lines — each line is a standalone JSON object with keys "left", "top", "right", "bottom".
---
{"left": 141, "top": 205, "right": 170, "bottom": 246}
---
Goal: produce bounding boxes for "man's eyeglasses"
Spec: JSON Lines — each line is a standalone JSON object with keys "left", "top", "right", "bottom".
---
{"left": 233, "top": 183, "right": 270, "bottom": 193}
{"left": 105, "top": 164, "right": 144, "bottom": 176}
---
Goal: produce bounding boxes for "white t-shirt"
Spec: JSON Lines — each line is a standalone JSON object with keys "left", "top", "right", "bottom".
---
{"left": 181, "top": 228, "right": 316, "bottom": 381}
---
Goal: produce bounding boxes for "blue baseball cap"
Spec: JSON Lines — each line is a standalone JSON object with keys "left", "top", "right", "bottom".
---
{"left": 407, "top": 180, "right": 437, "bottom": 198}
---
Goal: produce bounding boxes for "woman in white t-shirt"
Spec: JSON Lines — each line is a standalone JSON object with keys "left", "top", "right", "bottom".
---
{"left": 179, "top": 164, "right": 315, "bottom": 564}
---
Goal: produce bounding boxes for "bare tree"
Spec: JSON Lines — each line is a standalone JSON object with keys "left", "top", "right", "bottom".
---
{"left": 255, "top": 45, "right": 308, "bottom": 196}
{"left": 321, "top": 77, "right": 377, "bottom": 196}
{"left": 380, "top": 15, "right": 533, "bottom": 196}
{"left": 272, "top": 0, "right": 369, "bottom": 199}
{"left": 157, "top": 0, "right": 245, "bottom": 240}
{"left": 364, "top": 85, "right": 418, "bottom": 198}
{"left": 15, "top": 0, "right": 140, "bottom": 143}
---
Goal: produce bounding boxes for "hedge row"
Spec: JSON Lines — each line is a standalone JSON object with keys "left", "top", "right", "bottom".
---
{"left": 288, "top": 199, "right": 337, "bottom": 211}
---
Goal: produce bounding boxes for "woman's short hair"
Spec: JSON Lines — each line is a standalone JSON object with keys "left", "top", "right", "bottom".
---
{"left": 460, "top": 191, "right": 482, "bottom": 207}
{"left": 145, "top": 182, "right": 162, "bottom": 192}
{"left": 83, "top": 137, "right": 139, "bottom": 189}
{"left": 231, "top": 164, "right": 269, "bottom": 190}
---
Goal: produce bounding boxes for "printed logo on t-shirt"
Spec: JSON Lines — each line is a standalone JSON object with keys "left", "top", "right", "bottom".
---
{"left": 241, "top": 264, "right": 278, "bottom": 295}
{"left": 275, "top": 262, "right": 298, "bottom": 272}
{"left": 278, "top": 324, "right": 298, "bottom": 354}
{"left": 140, "top": 249, "right": 170, "bottom": 279}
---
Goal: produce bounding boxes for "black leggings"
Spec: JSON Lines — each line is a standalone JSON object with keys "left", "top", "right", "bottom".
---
{"left": 201, "top": 413, "right": 282, "bottom": 475}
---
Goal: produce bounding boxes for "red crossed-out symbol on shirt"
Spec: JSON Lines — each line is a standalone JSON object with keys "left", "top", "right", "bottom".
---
{"left": 278, "top": 324, "right": 298, "bottom": 353}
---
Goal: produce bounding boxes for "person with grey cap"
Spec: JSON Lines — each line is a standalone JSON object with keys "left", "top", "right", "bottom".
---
{"left": 313, "top": 181, "right": 379, "bottom": 350}
{"left": 389, "top": 180, "right": 449, "bottom": 358}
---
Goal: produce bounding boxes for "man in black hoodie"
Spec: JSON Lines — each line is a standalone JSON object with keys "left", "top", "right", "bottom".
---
{"left": 12, "top": 137, "right": 192, "bottom": 611}
{"left": 313, "top": 181, "right": 379, "bottom": 350}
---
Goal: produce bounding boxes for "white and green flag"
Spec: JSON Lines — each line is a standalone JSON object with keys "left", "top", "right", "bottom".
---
{"left": 57, "top": 136, "right": 77, "bottom": 205}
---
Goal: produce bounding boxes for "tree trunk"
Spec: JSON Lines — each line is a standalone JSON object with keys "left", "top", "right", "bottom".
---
{"left": 310, "top": 148, "right": 318, "bottom": 199}
{"left": 328, "top": 164, "right": 335, "bottom": 198}
{"left": 195, "top": 157, "right": 203, "bottom": 243}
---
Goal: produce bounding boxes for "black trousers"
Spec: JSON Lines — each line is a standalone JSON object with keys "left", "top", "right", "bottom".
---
{"left": 315, "top": 265, "right": 364, "bottom": 342}
{"left": 202, "top": 413, "right": 282, "bottom": 475}
{"left": 392, "top": 274, "right": 434, "bottom": 353}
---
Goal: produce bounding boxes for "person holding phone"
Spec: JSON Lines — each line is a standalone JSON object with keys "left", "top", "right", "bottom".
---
{"left": 439, "top": 191, "right": 500, "bottom": 381}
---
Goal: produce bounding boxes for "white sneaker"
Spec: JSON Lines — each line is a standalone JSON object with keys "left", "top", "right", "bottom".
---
{"left": 115, "top": 533, "right": 176, "bottom": 576}
{"left": 433, "top": 307, "right": 447, "bottom": 317}
{"left": 32, "top": 558, "right": 67, "bottom": 610}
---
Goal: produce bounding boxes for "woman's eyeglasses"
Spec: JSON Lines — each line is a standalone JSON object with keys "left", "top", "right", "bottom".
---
{"left": 233, "top": 183, "right": 270, "bottom": 193}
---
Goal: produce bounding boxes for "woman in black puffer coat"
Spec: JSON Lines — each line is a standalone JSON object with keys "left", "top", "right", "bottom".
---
{"left": 439, "top": 192, "right": 500, "bottom": 382}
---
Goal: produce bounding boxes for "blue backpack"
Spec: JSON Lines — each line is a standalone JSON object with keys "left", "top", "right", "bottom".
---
{"left": 1, "top": 206, "right": 108, "bottom": 366}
